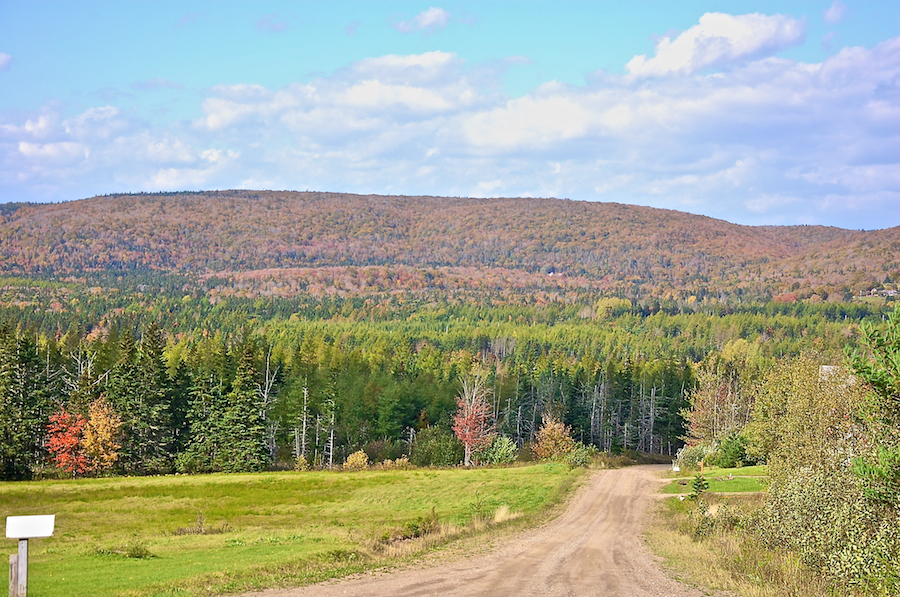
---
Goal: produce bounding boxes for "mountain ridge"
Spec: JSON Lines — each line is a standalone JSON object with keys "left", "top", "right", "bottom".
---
{"left": 1, "top": 190, "right": 897, "bottom": 301}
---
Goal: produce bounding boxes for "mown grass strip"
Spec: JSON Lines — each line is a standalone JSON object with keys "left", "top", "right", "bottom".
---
{"left": 1, "top": 464, "right": 584, "bottom": 596}
{"left": 662, "top": 476, "right": 766, "bottom": 494}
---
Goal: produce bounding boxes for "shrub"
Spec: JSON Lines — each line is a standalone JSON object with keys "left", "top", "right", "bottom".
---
{"left": 363, "top": 439, "right": 404, "bottom": 463}
{"left": 711, "top": 432, "right": 751, "bottom": 468}
{"left": 295, "top": 453, "right": 309, "bottom": 471}
{"left": 755, "top": 467, "right": 900, "bottom": 592}
{"left": 404, "top": 508, "right": 440, "bottom": 539}
{"left": 675, "top": 443, "right": 715, "bottom": 470}
{"left": 532, "top": 418, "right": 576, "bottom": 461}
{"left": 475, "top": 435, "right": 518, "bottom": 465}
{"left": 409, "top": 426, "right": 463, "bottom": 467}
{"left": 564, "top": 442, "right": 599, "bottom": 468}
{"left": 378, "top": 456, "right": 412, "bottom": 470}
{"left": 691, "top": 499, "right": 742, "bottom": 540}
{"left": 343, "top": 450, "right": 369, "bottom": 471}
{"left": 748, "top": 354, "right": 900, "bottom": 593}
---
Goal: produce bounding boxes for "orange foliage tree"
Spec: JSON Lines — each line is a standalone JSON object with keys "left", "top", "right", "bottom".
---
{"left": 46, "top": 408, "right": 88, "bottom": 477}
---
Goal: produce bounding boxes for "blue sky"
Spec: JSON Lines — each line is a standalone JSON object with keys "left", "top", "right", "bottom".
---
{"left": 1, "top": 1, "right": 898, "bottom": 229}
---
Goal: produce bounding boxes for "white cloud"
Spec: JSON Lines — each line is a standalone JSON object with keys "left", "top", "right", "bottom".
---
{"left": 342, "top": 80, "right": 455, "bottom": 112}
{"left": 1, "top": 13, "right": 898, "bottom": 230}
{"left": 745, "top": 194, "right": 801, "bottom": 214}
{"left": 626, "top": 12, "right": 805, "bottom": 76}
{"left": 474, "top": 179, "right": 503, "bottom": 196}
{"left": 464, "top": 95, "right": 594, "bottom": 149}
{"left": 19, "top": 141, "right": 89, "bottom": 162}
{"left": 1, "top": 113, "right": 57, "bottom": 138}
{"left": 351, "top": 51, "right": 459, "bottom": 83}
{"left": 823, "top": 1, "right": 847, "bottom": 25}
{"left": 0, "top": 53, "right": 11, "bottom": 71}
{"left": 139, "top": 137, "right": 195, "bottom": 163}
{"left": 393, "top": 7, "right": 450, "bottom": 34}
{"left": 63, "top": 106, "right": 131, "bottom": 140}
{"left": 791, "top": 164, "right": 900, "bottom": 193}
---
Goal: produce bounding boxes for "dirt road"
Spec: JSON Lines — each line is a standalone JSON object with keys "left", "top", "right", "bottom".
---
{"left": 249, "top": 465, "right": 702, "bottom": 597}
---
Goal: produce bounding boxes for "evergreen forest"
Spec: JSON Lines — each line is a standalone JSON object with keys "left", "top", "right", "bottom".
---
{"left": 0, "top": 191, "right": 898, "bottom": 480}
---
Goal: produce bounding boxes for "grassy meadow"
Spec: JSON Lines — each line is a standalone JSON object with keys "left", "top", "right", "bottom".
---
{"left": 1, "top": 464, "right": 585, "bottom": 597}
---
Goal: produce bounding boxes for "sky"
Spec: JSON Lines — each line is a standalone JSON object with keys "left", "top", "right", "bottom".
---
{"left": 0, "top": 1, "right": 898, "bottom": 230}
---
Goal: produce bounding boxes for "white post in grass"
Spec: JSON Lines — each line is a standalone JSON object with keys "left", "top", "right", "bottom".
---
{"left": 6, "top": 515, "right": 54, "bottom": 597}
{"left": 8, "top": 554, "right": 15, "bottom": 597}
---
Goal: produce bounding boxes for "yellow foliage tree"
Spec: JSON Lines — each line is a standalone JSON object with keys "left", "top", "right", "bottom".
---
{"left": 83, "top": 395, "right": 123, "bottom": 473}
{"left": 343, "top": 450, "right": 369, "bottom": 471}
{"left": 532, "top": 417, "right": 576, "bottom": 461}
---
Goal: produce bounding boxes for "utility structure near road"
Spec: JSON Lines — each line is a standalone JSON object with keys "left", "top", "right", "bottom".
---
{"left": 6, "top": 515, "right": 54, "bottom": 597}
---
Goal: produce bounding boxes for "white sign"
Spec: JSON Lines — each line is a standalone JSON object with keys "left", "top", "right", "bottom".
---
{"left": 6, "top": 515, "right": 55, "bottom": 539}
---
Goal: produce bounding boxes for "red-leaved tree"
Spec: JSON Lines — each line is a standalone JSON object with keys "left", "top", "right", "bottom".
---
{"left": 47, "top": 408, "right": 89, "bottom": 477}
{"left": 452, "top": 374, "right": 494, "bottom": 466}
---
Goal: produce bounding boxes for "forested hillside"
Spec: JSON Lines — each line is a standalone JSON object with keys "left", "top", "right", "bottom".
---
{"left": 1, "top": 191, "right": 898, "bottom": 301}
{"left": 0, "top": 190, "right": 897, "bottom": 497}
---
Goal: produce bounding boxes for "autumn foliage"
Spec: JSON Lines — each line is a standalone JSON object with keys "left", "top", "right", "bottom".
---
{"left": 452, "top": 375, "right": 494, "bottom": 466}
{"left": 532, "top": 417, "right": 576, "bottom": 461}
{"left": 47, "top": 408, "right": 89, "bottom": 476}
{"left": 1, "top": 190, "right": 897, "bottom": 300}
{"left": 83, "top": 396, "right": 123, "bottom": 472}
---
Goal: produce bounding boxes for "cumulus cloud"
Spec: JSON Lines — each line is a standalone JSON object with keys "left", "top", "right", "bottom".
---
{"left": 627, "top": 12, "right": 805, "bottom": 76}
{"left": 1, "top": 12, "right": 898, "bottom": 229}
{"left": 63, "top": 106, "right": 131, "bottom": 140}
{"left": 0, "top": 53, "right": 11, "bottom": 71}
{"left": 823, "top": 1, "right": 847, "bottom": 25}
{"left": 19, "top": 141, "right": 89, "bottom": 162}
{"left": 393, "top": 7, "right": 450, "bottom": 34}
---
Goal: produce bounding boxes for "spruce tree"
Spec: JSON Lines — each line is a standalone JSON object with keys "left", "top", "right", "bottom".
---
{"left": 221, "top": 345, "right": 267, "bottom": 472}
{"left": 137, "top": 322, "right": 174, "bottom": 473}
{"left": 106, "top": 330, "right": 143, "bottom": 473}
{"left": 0, "top": 327, "right": 52, "bottom": 479}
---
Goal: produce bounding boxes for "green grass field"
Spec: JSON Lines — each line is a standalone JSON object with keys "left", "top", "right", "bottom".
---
{"left": 1, "top": 464, "right": 584, "bottom": 597}
{"left": 661, "top": 465, "right": 768, "bottom": 494}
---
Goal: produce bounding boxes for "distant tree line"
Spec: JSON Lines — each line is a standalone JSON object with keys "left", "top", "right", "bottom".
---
{"left": 0, "top": 288, "right": 888, "bottom": 480}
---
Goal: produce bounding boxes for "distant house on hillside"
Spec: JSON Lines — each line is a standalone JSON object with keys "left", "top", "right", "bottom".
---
{"left": 818, "top": 365, "right": 856, "bottom": 385}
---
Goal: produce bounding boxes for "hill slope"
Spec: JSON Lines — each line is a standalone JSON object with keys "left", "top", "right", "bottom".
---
{"left": 0, "top": 191, "right": 897, "bottom": 300}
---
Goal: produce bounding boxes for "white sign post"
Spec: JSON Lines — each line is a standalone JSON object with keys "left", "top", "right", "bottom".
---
{"left": 6, "top": 515, "right": 54, "bottom": 597}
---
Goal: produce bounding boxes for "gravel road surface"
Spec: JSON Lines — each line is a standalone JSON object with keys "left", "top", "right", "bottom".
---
{"left": 248, "top": 464, "right": 703, "bottom": 597}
